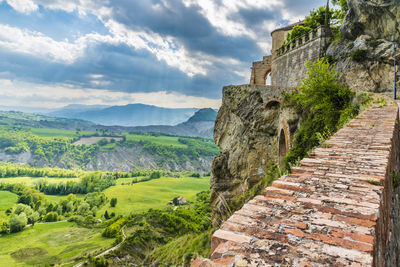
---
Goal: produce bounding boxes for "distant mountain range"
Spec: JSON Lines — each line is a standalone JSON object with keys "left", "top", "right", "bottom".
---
{"left": 0, "top": 107, "right": 218, "bottom": 138}
{"left": 126, "top": 108, "right": 217, "bottom": 138}
{"left": 46, "top": 104, "right": 198, "bottom": 127}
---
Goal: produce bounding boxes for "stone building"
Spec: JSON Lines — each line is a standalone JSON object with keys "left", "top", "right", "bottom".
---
{"left": 250, "top": 22, "right": 332, "bottom": 87}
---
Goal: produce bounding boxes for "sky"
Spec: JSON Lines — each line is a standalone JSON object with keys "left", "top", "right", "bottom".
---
{"left": 0, "top": 0, "right": 327, "bottom": 109}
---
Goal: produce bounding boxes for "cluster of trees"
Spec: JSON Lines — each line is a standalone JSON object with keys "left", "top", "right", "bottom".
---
{"left": 0, "top": 127, "right": 98, "bottom": 168}
{"left": 35, "top": 171, "right": 117, "bottom": 195}
{"left": 133, "top": 138, "right": 218, "bottom": 166}
{"left": 0, "top": 162, "right": 80, "bottom": 178}
{"left": 34, "top": 169, "right": 170, "bottom": 196}
{"left": 102, "top": 217, "right": 126, "bottom": 238}
{"left": 0, "top": 181, "right": 110, "bottom": 234}
{"left": 131, "top": 171, "right": 162, "bottom": 184}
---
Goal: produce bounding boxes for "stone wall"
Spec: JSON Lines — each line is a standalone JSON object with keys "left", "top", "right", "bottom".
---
{"left": 210, "top": 84, "right": 298, "bottom": 227}
{"left": 249, "top": 56, "right": 271, "bottom": 86}
{"left": 271, "top": 27, "right": 331, "bottom": 87}
{"left": 194, "top": 96, "right": 400, "bottom": 266}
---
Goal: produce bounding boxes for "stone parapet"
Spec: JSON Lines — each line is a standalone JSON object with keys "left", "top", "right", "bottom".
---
{"left": 195, "top": 97, "right": 400, "bottom": 266}
{"left": 271, "top": 26, "right": 331, "bottom": 87}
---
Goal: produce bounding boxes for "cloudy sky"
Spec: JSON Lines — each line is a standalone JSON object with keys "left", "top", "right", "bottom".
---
{"left": 0, "top": 0, "right": 326, "bottom": 109}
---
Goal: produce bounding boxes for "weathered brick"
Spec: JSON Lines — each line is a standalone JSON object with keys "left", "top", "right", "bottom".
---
{"left": 194, "top": 96, "right": 399, "bottom": 266}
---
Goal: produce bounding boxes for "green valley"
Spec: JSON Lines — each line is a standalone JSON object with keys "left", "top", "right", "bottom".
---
{"left": 0, "top": 167, "right": 211, "bottom": 266}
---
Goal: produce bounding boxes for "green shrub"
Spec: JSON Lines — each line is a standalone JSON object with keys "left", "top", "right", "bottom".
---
{"left": 287, "top": 25, "right": 312, "bottom": 42}
{"left": 366, "top": 38, "right": 383, "bottom": 49}
{"left": 9, "top": 213, "right": 27, "bottom": 232}
{"left": 44, "top": 212, "right": 58, "bottom": 222}
{"left": 283, "top": 58, "right": 357, "bottom": 171}
{"left": 102, "top": 217, "right": 126, "bottom": 238}
{"left": 350, "top": 49, "right": 367, "bottom": 62}
{"left": 346, "top": 41, "right": 354, "bottom": 50}
{"left": 110, "top": 197, "right": 118, "bottom": 207}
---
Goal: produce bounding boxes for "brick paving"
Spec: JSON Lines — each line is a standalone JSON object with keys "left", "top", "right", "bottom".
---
{"left": 193, "top": 98, "right": 399, "bottom": 266}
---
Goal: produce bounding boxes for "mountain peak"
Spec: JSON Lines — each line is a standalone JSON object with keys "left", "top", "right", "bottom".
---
{"left": 186, "top": 108, "right": 217, "bottom": 123}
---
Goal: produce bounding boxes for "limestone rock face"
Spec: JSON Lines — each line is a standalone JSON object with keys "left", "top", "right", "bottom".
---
{"left": 327, "top": 0, "right": 400, "bottom": 93}
{"left": 210, "top": 85, "right": 298, "bottom": 226}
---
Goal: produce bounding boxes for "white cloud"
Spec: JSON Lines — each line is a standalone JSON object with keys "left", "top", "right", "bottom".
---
{"left": 0, "top": 24, "right": 114, "bottom": 64}
{"left": 104, "top": 19, "right": 210, "bottom": 77}
{"left": 32, "top": 0, "right": 112, "bottom": 18}
{"left": 6, "top": 0, "right": 38, "bottom": 14}
{"left": 0, "top": 19, "right": 211, "bottom": 76}
{"left": 89, "top": 74, "right": 104, "bottom": 79}
{"left": 0, "top": 79, "right": 221, "bottom": 109}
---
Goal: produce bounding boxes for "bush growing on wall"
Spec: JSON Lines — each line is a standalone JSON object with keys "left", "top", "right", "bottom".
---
{"left": 283, "top": 58, "right": 358, "bottom": 171}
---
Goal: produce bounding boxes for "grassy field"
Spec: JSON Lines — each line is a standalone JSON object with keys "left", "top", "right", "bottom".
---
{"left": 0, "top": 177, "right": 79, "bottom": 186}
{"left": 98, "top": 176, "right": 210, "bottom": 216}
{"left": 0, "top": 191, "right": 18, "bottom": 220}
{"left": 124, "top": 133, "right": 187, "bottom": 148}
{"left": 0, "top": 221, "right": 114, "bottom": 266}
{"left": 30, "top": 128, "right": 94, "bottom": 138}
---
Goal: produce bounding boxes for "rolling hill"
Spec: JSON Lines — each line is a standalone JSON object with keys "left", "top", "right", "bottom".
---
{"left": 128, "top": 108, "right": 217, "bottom": 138}
{"left": 47, "top": 104, "right": 198, "bottom": 126}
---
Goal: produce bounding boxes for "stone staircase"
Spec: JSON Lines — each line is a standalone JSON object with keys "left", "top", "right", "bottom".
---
{"left": 193, "top": 98, "right": 400, "bottom": 266}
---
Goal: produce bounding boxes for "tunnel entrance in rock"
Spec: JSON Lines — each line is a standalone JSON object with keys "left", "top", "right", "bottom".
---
{"left": 278, "top": 129, "right": 287, "bottom": 165}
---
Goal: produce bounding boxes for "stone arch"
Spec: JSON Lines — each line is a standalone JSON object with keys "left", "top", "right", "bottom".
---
{"left": 249, "top": 56, "right": 272, "bottom": 86}
{"left": 278, "top": 120, "right": 290, "bottom": 165}
{"left": 264, "top": 98, "right": 282, "bottom": 110}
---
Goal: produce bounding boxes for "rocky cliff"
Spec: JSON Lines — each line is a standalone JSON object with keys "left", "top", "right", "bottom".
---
{"left": 327, "top": 0, "right": 400, "bottom": 93}
{"left": 210, "top": 85, "right": 298, "bottom": 226}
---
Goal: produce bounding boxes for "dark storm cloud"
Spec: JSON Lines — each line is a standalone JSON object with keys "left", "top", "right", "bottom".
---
{"left": 110, "top": 0, "right": 263, "bottom": 60}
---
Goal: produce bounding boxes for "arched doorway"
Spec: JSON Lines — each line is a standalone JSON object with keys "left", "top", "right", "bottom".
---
{"left": 278, "top": 129, "right": 287, "bottom": 166}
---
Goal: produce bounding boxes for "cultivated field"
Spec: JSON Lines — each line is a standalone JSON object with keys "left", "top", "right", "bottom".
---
{"left": 98, "top": 176, "right": 210, "bottom": 215}
{"left": 124, "top": 133, "right": 188, "bottom": 148}
{"left": 30, "top": 128, "right": 94, "bottom": 138}
{"left": 0, "top": 221, "right": 113, "bottom": 266}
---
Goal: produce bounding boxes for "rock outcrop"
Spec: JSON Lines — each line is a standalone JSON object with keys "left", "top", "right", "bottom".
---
{"left": 327, "top": 0, "right": 400, "bottom": 93}
{"left": 210, "top": 85, "right": 298, "bottom": 226}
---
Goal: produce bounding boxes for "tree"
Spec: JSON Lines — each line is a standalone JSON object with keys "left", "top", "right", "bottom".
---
{"left": 104, "top": 210, "right": 110, "bottom": 220}
{"left": 0, "top": 220, "right": 7, "bottom": 234}
{"left": 149, "top": 171, "right": 161, "bottom": 179}
{"left": 44, "top": 212, "right": 58, "bottom": 222}
{"left": 28, "top": 212, "right": 39, "bottom": 226}
{"left": 9, "top": 213, "right": 27, "bottom": 233}
{"left": 78, "top": 201, "right": 90, "bottom": 215}
{"left": 110, "top": 198, "right": 117, "bottom": 207}
{"left": 172, "top": 197, "right": 180, "bottom": 206}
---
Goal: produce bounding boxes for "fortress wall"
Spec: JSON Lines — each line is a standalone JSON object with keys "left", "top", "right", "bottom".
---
{"left": 194, "top": 96, "right": 400, "bottom": 266}
{"left": 271, "top": 27, "right": 331, "bottom": 87}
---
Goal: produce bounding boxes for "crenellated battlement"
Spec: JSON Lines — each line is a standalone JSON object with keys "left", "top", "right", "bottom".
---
{"left": 249, "top": 25, "right": 331, "bottom": 88}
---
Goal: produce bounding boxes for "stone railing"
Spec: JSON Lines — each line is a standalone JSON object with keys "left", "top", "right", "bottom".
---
{"left": 193, "top": 96, "right": 400, "bottom": 266}
{"left": 276, "top": 26, "right": 330, "bottom": 57}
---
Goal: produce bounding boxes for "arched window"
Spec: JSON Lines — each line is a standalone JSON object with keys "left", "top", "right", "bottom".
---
{"left": 265, "top": 72, "right": 271, "bottom": 85}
